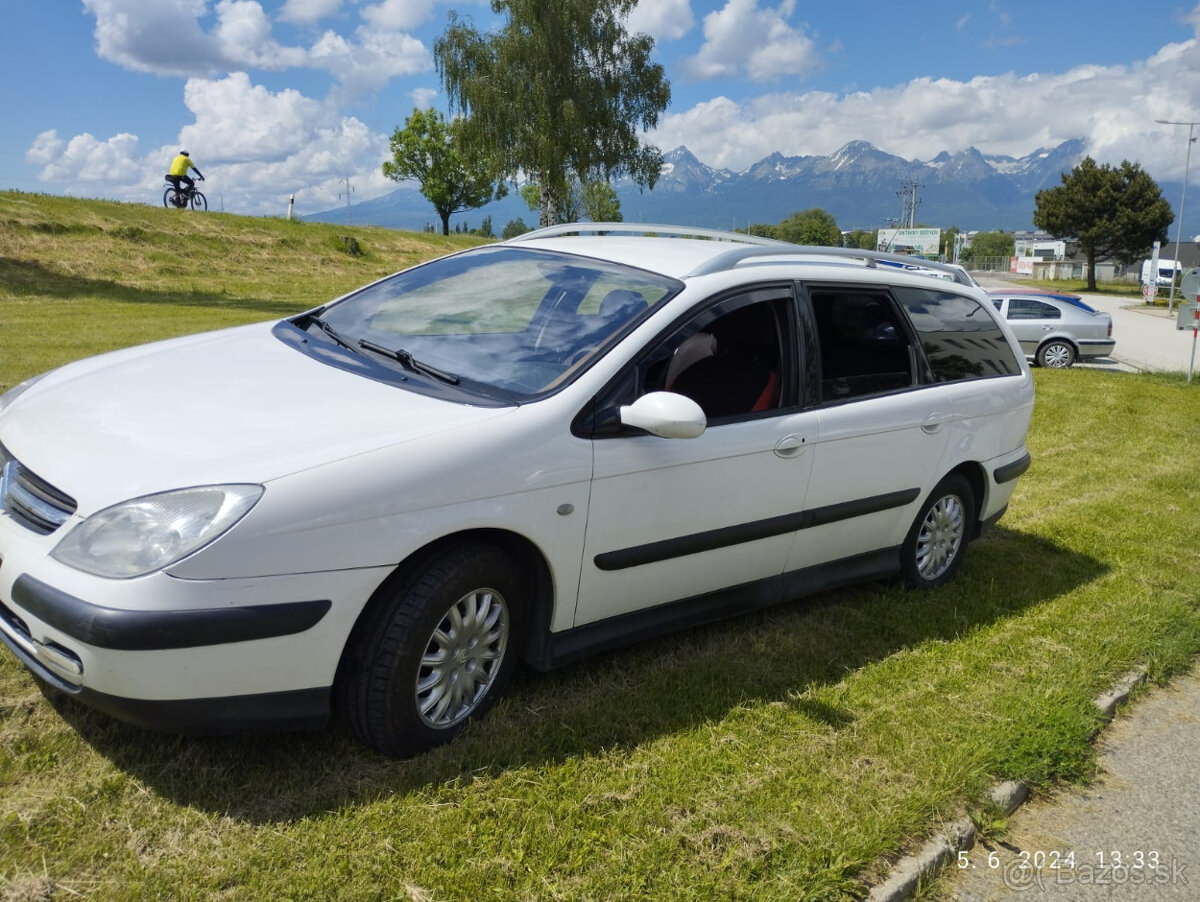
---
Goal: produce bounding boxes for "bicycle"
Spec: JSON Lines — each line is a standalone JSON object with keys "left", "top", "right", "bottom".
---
{"left": 163, "top": 175, "right": 207, "bottom": 211}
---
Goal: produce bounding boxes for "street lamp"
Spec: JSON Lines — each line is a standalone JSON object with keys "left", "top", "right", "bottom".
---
{"left": 1156, "top": 119, "right": 1199, "bottom": 313}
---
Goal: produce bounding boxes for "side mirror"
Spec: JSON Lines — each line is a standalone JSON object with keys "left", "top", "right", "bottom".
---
{"left": 619, "top": 391, "right": 707, "bottom": 439}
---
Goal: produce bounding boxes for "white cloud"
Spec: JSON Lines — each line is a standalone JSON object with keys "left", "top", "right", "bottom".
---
{"left": 410, "top": 87, "right": 440, "bottom": 109}
{"left": 685, "top": 0, "right": 819, "bottom": 83}
{"left": 627, "top": 0, "right": 695, "bottom": 41}
{"left": 360, "top": 0, "right": 435, "bottom": 32}
{"left": 279, "top": 0, "right": 342, "bottom": 25}
{"left": 26, "top": 130, "right": 145, "bottom": 186}
{"left": 656, "top": 24, "right": 1200, "bottom": 180}
{"left": 176, "top": 72, "right": 332, "bottom": 163}
{"left": 83, "top": 0, "right": 223, "bottom": 77}
{"left": 81, "top": 0, "right": 431, "bottom": 95}
{"left": 309, "top": 28, "right": 431, "bottom": 95}
{"left": 214, "top": 0, "right": 309, "bottom": 69}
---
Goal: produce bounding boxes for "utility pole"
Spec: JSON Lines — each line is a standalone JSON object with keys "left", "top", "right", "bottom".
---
{"left": 897, "top": 181, "right": 922, "bottom": 228}
{"left": 338, "top": 177, "right": 355, "bottom": 226}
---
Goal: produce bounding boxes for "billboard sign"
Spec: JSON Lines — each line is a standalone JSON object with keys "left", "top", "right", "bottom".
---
{"left": 877, "top": 228, "right": 941, "bottom": 259}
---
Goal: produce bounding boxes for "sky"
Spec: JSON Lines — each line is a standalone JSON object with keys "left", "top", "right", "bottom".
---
{"left": 2, "top": 1, "right": 1200, "bottom": 219}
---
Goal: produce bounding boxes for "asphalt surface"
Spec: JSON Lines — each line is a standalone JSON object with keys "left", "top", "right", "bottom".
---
{"left": 976, "top": 274, "right": 1200, "bottom": 375}
{"left": 931, "top": 276, "right": 1200, "bottom": 901}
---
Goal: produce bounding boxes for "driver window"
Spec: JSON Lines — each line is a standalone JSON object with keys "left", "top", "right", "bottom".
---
{"left": 643, "top": 298, "right": 787, "bottom": 420}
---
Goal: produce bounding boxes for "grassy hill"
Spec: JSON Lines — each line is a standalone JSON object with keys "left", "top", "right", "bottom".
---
{"left": 0, "top": 190, "right": 482, "bottom": 392}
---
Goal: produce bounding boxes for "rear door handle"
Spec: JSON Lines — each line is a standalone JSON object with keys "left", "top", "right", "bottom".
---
{"left": 922, "top": 413, "right": 952, "bottom": 434}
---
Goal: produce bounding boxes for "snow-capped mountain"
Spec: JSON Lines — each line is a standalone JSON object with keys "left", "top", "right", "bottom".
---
{"left": 308, "top": 138, "right": 1092, "bottom": 232}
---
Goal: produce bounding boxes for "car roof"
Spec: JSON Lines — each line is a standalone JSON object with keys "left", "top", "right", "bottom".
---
{"left": 505, "top": 223, "right": 975, "bottom": 286}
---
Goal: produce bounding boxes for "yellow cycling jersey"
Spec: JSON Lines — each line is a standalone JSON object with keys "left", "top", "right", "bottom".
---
{"left": 169, "top": 154, "right": 192, "bottom": 177}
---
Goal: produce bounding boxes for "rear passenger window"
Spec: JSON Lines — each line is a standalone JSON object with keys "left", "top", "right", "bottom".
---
{"left": 807, "top": 288, "right": 915, "bottom": 401}
{"left": 1008, "top": 299, "right": 1060, "bottom": 320}
{"left": 892, "top": 287, "right": 1022, "bottom": 382}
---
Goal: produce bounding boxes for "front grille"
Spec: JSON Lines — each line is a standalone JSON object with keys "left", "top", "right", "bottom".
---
{"left": 0, "top": 444, "right": 77, "bottom": 535}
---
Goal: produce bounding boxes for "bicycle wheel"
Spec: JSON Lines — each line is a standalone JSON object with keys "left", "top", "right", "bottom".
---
{"left": 190, "top": 191, "right": 207, "bottom": 211}
{"left": 163, "top": 186, "right": 181, "bottom": 208}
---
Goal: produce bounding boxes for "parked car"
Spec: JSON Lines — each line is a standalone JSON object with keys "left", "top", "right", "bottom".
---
{"left": 0, "top": 225, "right": 1034, "bottom": 756}
{"left": 986, "top": 289, "right": 1115, "bottom": 368}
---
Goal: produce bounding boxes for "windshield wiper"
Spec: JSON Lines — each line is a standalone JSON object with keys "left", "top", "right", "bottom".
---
{"left": 300, "top": 311, "right": 359, "bottom": 353}
{"left": 359, "top": 339, "right": 461, "bottom": 385}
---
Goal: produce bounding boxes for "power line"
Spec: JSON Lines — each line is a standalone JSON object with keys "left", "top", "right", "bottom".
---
{"left": 338, "top": 177, "right": 355, "bottom": 225}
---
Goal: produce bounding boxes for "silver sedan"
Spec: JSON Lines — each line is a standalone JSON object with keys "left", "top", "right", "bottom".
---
{"left": 987, "top": 290, "right": 1115, "bottom": 368}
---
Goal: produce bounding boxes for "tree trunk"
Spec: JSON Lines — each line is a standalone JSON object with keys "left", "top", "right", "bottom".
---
{"left": 440, "top": 210, "right": 451, "bottom": 236}
{"left": 539, "top": 178, "right": 559, "bottom": 229}
{"left": 1085, "top": 245, "right": 1098, "bottom": 292}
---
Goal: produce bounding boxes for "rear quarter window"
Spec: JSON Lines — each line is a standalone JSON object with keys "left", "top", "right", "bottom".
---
{"left": 893, "top": 287, "right": 1022, "bottom": 382}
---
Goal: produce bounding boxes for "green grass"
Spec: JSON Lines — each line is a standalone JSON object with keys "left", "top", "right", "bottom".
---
{"left": 2, "top": 193, "right": 1200, "bottom": 901}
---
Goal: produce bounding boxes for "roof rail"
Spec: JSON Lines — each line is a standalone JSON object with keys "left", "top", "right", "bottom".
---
{"left": 506, "top": 222, "right": 786, "bottom": 247}
{"left": 684, "top": 246, "right": 966, "bottom": 279}
{"left": 506, "top": 222, "right": 972, "bottom": 286}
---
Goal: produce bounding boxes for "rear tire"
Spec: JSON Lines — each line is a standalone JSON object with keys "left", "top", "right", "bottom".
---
{"left": 1037, "top": 340, "right": 1075, "bottom": 368}
{"left": 163, "top": 187, "right": 182, "bottom": 208}
{"left": 900, "top": 474, "right": 974, "bottom": 589}
{"left": 337, "top": 543, "right": 525, "bottom": 757}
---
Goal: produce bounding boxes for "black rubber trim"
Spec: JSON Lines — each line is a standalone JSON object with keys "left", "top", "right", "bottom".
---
{"left": 593, "top": 488, "right": 920, "bottom": 571}
{"left": 70, "top": 684, "right": 331, "bottom": 735}
{"left": 11, "top": 574, "right": 331, "bottom": 651}
{"left": 993, "top": 452, "right": 1032, "bottom": 485}
{"left": 532, "top": 547, "right": 899, "bottom": 670}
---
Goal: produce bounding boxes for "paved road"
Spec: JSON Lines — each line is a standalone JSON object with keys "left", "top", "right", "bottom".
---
{"left": 936, "top": 668, "right": 1200, "bottom": 901}
{"left": 932, "top": 276, "right": 1200, "bottom": 900}
{"left": 975, "top": 275, "right": 1200, "bottom": 374}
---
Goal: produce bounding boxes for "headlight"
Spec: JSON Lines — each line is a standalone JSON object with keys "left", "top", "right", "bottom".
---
{"left": 0, "top": 372, "right": 49, "bottom": 416}
{"left": 51, "top": 485, "right": 264, "bottom": 578}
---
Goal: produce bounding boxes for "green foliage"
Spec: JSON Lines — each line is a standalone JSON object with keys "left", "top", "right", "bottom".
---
{"left": 941, "top": 225, "right": 960, "bottom": 260}
{"left": 843, "top": 228, "right": 877, "bottom": 251}
{"left": 776, "top": 207, "right": 842, "bottom": 246}
{"left": 742, "top": 223, "right": 778, "bottom": 239}
{"left": 962, "top": 230, "right": 1014, "bottom": 261}
{"left": 435, "top": 0, "right": 669, "bottom": 227}
{"left": 521, "top": 177, "right": 621, "bottom": 223}
{"left": 581, "top": 179, "right": 622, "bottom": 222}
{"left": 383, "top": 107, "right": 506, "bottom": 236}
{"left": 1034, "top": 156, "right": 1173, "bottom": 290}
{"left": 501, "top": 218, "right": 531, "bottom": 239}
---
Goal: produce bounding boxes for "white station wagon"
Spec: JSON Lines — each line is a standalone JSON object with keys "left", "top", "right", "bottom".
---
{"left": 0, "top": 225, "right": 1033, "bottom": 756}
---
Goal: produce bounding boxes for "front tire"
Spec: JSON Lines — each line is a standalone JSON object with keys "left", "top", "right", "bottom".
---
{"left": 190, "top": 190, "right": 207, "bottom": 211}
{"left": 337, "top": 544, "right": 525, "bottom": 757}
{"left": 1037, "top": 340, "right": 1075, "bottom": 368}
{"left": 900, "top": 474, "right": 974, "bottom": 589}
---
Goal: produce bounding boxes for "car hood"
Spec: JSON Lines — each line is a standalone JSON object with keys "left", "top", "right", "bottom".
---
{"left": 0, "top": 322, "right": 514, "bottom": 512}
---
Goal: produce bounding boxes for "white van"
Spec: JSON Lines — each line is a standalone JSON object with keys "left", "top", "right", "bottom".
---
{"left": 1141, "top": 258, "right": 1181, "bottom": 289}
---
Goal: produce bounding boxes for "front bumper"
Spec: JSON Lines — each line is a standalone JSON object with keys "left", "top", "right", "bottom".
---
{"left": 0, "top": 516, "right": 391, "bottom": 734}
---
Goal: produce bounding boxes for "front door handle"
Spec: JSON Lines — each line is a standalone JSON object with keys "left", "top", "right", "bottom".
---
{"left": 774, "top": 434, "right": 808, "bottom": 458}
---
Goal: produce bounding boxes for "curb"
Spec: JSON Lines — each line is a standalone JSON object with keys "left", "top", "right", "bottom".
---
{"left": 865, "top": 667, "right": 1148, "bottom": 902}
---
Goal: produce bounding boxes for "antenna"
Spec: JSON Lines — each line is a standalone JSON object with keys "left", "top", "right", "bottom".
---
{"left": 338, "top": 177, "right": 355, "bottom": 225}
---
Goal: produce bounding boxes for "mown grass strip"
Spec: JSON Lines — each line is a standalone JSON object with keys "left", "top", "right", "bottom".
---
{"left": 1, "top": 193, "right": 1199, "bottom": 901}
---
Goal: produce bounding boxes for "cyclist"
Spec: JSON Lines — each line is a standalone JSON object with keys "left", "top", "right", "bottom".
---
{"left": 166, "top": 150, "right": 204, "bottom": 198}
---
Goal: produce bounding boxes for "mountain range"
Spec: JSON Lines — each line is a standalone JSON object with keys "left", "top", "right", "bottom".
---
{"left": 308, "top": 138, "right": 1094, "bottom": 233}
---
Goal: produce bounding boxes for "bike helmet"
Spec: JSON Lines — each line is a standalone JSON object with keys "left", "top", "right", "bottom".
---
{"left": 180, "top": 150, "right": 189, "bottom": 156}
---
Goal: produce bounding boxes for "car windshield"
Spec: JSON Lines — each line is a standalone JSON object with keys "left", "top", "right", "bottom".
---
{"left": 310, "top": 246, "right": 680, "bottom": 401}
